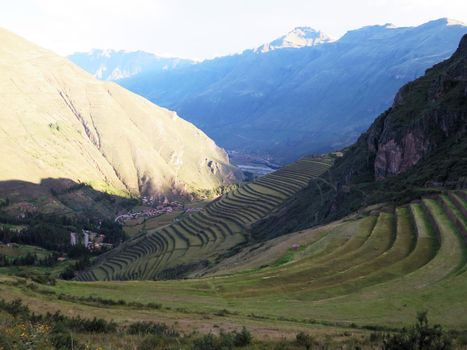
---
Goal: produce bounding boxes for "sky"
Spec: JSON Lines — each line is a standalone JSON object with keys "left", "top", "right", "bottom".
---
{"left": 2, "top": 0, "right": 467, "bottom": 60}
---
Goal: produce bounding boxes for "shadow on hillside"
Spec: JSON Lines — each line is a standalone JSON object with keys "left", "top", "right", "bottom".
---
{"left": 0, "top": 178, "right": 137, "bottom": 220}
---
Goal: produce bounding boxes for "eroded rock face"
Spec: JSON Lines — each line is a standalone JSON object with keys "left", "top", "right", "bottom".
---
{"left": 374, "top": 133, "right": 428, "bottom": 178}
{"left": 371, "top": 109, "right": 465, "bottom": 180}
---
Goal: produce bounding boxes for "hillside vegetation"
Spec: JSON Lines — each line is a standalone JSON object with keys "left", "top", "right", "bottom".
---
{"left": 0, "top": 28, "right": 237, "bottom": 203}
{"left": 78, "top": 156, "right": 333, "bottom": 281}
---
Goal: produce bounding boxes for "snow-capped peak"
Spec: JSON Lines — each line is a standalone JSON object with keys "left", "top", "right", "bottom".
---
{"left": 255, "top": 27, "right": 333, "bottom": 53}
{"left": 444, "top": 18, "right": 467, "bottom": 26}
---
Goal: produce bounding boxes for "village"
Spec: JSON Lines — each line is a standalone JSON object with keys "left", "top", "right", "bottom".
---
{"left": 68, "top": 199, "right": 205, "bottom": 251}
{"left": 114, "top": 198, "right": 185, "bottom": 224}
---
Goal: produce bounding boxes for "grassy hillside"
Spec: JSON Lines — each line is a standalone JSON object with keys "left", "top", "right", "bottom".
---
{"left": 0, "top": 190, "right": 465, "bottom": 348}
{"left": 0, "top": 27, "right": 237, "bottom": 203}
{"left": 77, "top": 156, "right": 333, "bottom": 281}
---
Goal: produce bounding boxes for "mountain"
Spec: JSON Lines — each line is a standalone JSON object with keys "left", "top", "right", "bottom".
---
{"left": 68, "top": 49, "right": 193, "bottom": 80}
{"left": 79, "top": 33, "right": 467, "bottom": 280}
{"left": 0, "top": 28, "right": 238, "bottom": 203}
{"left": 252, "top": 33, "right": 467, "bottom": 240}
{"left": 253, "top": 27, "right": 332, "bottom": 53}
{"left": 114, "top": 18, "right": 467, "bottom": 163}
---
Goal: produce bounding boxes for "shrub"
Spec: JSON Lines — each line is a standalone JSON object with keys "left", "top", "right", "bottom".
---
{"left": 192, "top": 333, "right": 219, "bottom": 350}
{"left": 42, "top": 311, "right": 117, "bottom": 334}
{"left": 60, "top": 266, "right": 76, "bottom": 280}
{"left": 296, "top": 331, "right": 313, "bottom": 349}
{"left": 138, "top": 335, "right": 174, "bottom": 350}
{"left": 0, "top": 298, "right": 30, "bottom": 318}
{"left": 192, "top": 329, "right": 244, "bottom": 350}
{"left": 50, "top": 324, "right": 85, "bottom": 350}
{"left": 127, "top": 321, "right": 179, "bottom": 338}
{"left": 382, "top": 312, "right": 451, "bottom": 350}
{"left": 233, "top": 327, "right": 252, "bottom": 347}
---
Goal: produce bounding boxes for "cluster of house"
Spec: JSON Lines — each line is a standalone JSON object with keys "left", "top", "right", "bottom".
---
{"left": 70, "top": 230, "right": 113, "bottom": 251}
{"left": 185, "top": 207, "right": 203, "bottom": 213}
{"left": 114, "top": 201, "right": 185, "bottom": 224}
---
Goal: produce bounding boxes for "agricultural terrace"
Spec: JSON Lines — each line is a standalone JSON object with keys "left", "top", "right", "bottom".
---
{"left": 77, "top": 156, "right": 332, "bottom": 281}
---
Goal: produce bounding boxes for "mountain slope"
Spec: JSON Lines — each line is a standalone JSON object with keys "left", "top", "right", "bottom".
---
{"left": 117, "top": 18, "right": 467, "bottom": 162}
{"left": 0, "top": 28, "right": 237, "bottom": 200}
{"left": 252, "top": 33, "right": 467, "bottom": 240}
{"left": 68, "top": 49, "right": 193, "bottom": 80}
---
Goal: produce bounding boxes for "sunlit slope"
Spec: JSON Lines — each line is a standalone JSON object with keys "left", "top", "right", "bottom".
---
{"left": 0, "top": 28, "right": 236, "bottom": 198}
{"left": 78, "top": 156, "right": 332, "bottom": 281}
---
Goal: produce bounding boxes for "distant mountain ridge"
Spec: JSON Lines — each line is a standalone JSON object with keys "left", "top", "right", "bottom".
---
{"left": 69, "top": 49, "right": 193, "bottom": 80}
{"left": 0, "top": 28, "right": 237, "bottom": 202}
{"left": 109, "top": 18, "right": 467, "bottom": 163}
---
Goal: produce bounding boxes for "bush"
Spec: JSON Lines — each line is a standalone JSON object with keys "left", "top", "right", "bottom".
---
{"left": 138, "top": 335, "right": 174, "bottom": 350}
{"left": 50, "top": 324, "right": 84, "bottom": 350}
{"left": 41, "top": 311, "right": 117, "bottom": 334}
{"left": 59, "top": 266, "right": 75, "bottom": 280}
{"left": 0, "top": 298, "right": 30, "bottom": 318}
{"left": 192, "top": 333, "right": 219, "bottom": 350}
{"left": 296, "top": 331, "right": 313, "bottom": 349}
{"left": 233, "top": 327, "right": 252, "bottom": 347}
{"left": 127, "top": 321, "right": 179, "bottom": 338}
{"left": 382, "top": 312, "right": 451, "bottom": 350}
{"left": 191, "top": 328, "right": 251, "bottom": 350}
